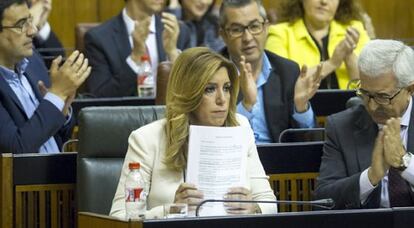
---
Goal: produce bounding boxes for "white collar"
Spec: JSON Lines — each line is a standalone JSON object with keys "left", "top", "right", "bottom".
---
{"left": 400, "top": 96, "right": 412, "bottom": 128}
{"left": 122, "top": 8, "right": 156, "bottom": 36}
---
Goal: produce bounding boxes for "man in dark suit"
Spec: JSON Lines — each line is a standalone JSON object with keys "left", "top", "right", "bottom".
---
{"left": 84, "top": 0, "right": 191, "bottom": 97}
{"left": 314, "top": 39, "right": 414, "bottom": 209}
{"left": 29, "top": 0, "right": 65, "bottom": 69}
{"left": 0, "top": 0, "right": 90, "bottom": 154}
{"left": 219, "top": 0, "right": 321, "bottom": 143}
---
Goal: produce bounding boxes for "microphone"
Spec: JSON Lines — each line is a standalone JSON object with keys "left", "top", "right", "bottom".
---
{"left": 195, "top": 198, "right": 335, "bottom": 216}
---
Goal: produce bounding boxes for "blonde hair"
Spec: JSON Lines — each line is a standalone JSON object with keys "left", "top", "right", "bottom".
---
{"left": 165, "top": 47, "right": 240, "bottom": 170}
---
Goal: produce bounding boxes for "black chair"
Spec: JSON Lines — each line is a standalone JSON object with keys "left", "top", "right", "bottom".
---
{"left": 346, "top": 96, "right": 364, "bottom": 109}
{"left": 310, "top": 89, "right": 356, "bottom": 117}
{"left": 278, "top": 128, "right": 325, "bottom": 143}
{"left": 77, "top": 106, "right": 165, "bottom": 215}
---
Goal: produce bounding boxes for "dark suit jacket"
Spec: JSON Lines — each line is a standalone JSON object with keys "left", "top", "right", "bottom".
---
{"left": 84, "top": 13, "right": 191, "bottom": 97}
{"left": 314, "top": 103, "right": 414, "bottom": 209}
{"left": 0, "top": 52, "right": 73, "bottom": 154}
{"left": 222, "top": 49, "right": 302, "bottom": 142}
{"left": 33, "top": 30, "right": 65, "bottom": 69}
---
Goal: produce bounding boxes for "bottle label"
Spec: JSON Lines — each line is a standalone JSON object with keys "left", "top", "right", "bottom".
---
{"left": 137, "top": 75, "right": 147, "bottom": 86}
{"left": 125, "top": 188, "right": 144, "bottom": 202}
{"left": 137, "top": 73, "right": 154, "bottom": 97}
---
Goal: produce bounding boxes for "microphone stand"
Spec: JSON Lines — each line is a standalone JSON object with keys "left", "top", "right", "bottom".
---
{"left": 195, "top": 199, "right": 335, "bottom": 217}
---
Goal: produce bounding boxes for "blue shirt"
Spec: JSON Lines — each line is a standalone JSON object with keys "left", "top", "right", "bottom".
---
{"left": 237, "top": 53, "right": 315, "bottom": 144}
{"left": 0, "top": 59, "right": 65, "bottom": 153}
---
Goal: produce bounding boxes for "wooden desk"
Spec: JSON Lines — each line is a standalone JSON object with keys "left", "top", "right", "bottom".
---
{"left": 78, "top": 208, "right": 412, "bottom": 228}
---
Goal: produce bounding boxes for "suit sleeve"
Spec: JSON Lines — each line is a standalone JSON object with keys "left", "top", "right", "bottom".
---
{"left": 84, "top": 31, "right": 137, "bottom": 97}
{"left": 238, "top": 115, "right": 277, "bottom": 213}
{"left": 176, "top": 21, "right": 192, "bottom": 50}
{"left": 247, "top": 131, "right": 278, "bottom": 214}
{"left": 0, "top": 100, "right": 66, "bottom": 154}
{"left": 313, "top": 115, "right": 363, "bottom": 209}
{"left": 56, "top": 110, "right": 75, "bottom": 148}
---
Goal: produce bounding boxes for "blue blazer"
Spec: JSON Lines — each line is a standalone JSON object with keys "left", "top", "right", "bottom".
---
{"left": 0, "top": 52, "right": 73, "bottom": 154}
{"left": 84, "top": 13, "right": 192, "bottom": 97}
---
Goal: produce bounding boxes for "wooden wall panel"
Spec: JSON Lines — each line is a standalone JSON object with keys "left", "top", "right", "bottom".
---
{"left": 49, "top": 0, "right": 122, "bottom": 52}
{"left": 360, "top": 0, "right": 414, "bottom": 43}
{"left": 97, "top": 0, "right": 124, "bottom": 21}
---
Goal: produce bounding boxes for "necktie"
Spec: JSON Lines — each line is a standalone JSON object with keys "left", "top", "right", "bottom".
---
{"left": 388, "top": 167, "right": 414, "bottom": 207}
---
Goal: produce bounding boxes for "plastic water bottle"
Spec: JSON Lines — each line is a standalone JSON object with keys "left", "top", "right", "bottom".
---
{"left": 125, "top": 162, "right": 147, "bottom": 219}
{"left": 137, "top": 55, "right": 155, "bottom": 97}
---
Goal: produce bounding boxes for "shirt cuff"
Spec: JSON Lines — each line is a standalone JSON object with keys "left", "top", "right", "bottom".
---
{"left": 401, "top": 155, "right": 414, "bottom": 185}
{"left": 36, "top": 22, "right": 51, "bottom": 42}
{"left": 359, "top": 168, "right": 377, "bottom": 204}
{"left": 126, "top": 55, "right": 141, "bottom": 75}
{"left": 292, "top": 102, "right": 316, "bottom": 128}
{"left": 44, "top": 92, "right": 64, "bottom": 111}
{"left": 237, "top": 102, "right": 255, "bottom": 121}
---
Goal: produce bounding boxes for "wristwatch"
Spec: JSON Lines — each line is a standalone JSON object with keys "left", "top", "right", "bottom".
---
{"left": 399, "top": 152, "right": 413, "bottom": 171}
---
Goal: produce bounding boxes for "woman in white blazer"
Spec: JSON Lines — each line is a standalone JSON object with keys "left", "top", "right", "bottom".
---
{"left": 110, "top": 47, "right": 277, "bottom": 219}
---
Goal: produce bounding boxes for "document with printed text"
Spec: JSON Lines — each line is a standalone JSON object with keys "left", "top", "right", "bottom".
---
{"left": 186, "top": 125, "right": 249, "bottom": 216}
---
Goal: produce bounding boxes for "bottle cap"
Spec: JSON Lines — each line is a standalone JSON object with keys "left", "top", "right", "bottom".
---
{"left": 129, "top": 162, "right": 140, "bottom": 170}
{"left": 141, "top": 54, "right": 150, "bottom": 62}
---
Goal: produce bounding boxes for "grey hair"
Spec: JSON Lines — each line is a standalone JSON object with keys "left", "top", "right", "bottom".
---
{"left": 358, "top": 39, "right": 414, "bottom": 87}
{"left": 219, "top": 0, "right": 267, "bottom": 27}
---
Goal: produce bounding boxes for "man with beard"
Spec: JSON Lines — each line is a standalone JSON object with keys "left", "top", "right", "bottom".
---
{"left": 314, "top": 39, "right": 414, "bottom": 209}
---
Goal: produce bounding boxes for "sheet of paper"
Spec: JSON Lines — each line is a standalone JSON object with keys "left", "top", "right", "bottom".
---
{"left": 186, "top": 125, "right": 249, "bottom": 216}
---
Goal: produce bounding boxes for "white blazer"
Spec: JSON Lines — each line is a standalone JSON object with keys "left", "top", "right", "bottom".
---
{"left": 110, "top": 114, "right": 277, "bottom": 219}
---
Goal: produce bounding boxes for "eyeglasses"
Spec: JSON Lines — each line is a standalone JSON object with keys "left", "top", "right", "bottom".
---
{"left": 356, "top": 87, "right": 403, "bottom": 105}
{"left": 224, "top": 20, "right": 267, "bottom": 38}
{"left": 2, "top": 16, "right": 34, "bottom": 33}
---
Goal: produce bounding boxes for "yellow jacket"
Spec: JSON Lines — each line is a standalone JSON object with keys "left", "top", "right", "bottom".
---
{"left": 266, "top": 19, "right": 370, "bottom": 89}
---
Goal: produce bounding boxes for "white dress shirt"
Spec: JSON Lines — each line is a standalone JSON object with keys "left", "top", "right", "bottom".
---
{"left": 122, "top": 8, "right": 159, "bottom": 77}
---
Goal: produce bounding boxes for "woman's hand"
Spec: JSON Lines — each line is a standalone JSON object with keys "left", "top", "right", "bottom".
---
{"left": 224, "top": 187, "right": 259, "bottom": 214}
{"left": 162, "top": 12, "right": 180, "bottom": 62}
{"left": 330, "top": 27, "right": 360, "bottom": 68}
{"left": 174, "top": 183, "right": 204, "bottom": 211}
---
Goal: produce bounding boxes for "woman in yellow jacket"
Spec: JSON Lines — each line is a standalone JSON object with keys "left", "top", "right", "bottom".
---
{"left": 266, "top": 0, "right": 370, "bottom": 89}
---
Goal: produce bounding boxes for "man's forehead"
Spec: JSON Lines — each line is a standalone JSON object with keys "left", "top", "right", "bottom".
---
{"left": 223, "top": 4, "right": 262, "bottom": 25}
{"left": 360, "top": 72, "right": 398, "bottom": 91}
{"left": 3, "top": 3, "right": 30, "bottom": 22}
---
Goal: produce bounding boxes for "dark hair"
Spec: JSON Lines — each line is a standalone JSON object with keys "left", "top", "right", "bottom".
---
{"left": 277, "top": 0, "right": 362, "bottom": 24}
{"left": 179, "top": 0, "right": 217, "bottom": 21}
{"left": 0, "top": 0, "right": 27, "bottom": 31}
{"left": 219, "top": 0, "right": 267, "bottom": 27}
